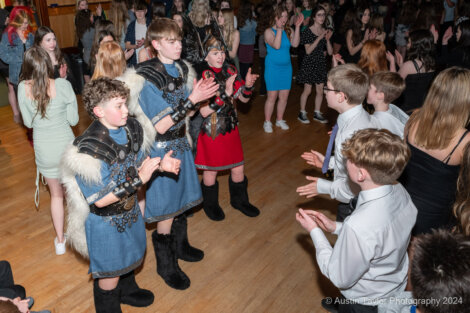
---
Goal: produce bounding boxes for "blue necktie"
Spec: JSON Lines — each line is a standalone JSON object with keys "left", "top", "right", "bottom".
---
{"left": 322, "top": 124, "right": 338, "bottom": 174}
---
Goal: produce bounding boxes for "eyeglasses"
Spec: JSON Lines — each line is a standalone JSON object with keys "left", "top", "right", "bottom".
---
{"left": 323, "top": 86, "right": 340, "bottom": 93}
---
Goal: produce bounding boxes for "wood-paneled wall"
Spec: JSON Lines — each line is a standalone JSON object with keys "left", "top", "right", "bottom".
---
{"left": 35, "top": 0, "right": 110, "bottom": 48}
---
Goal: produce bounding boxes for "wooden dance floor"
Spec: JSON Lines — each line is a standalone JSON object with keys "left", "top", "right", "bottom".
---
{"left": 0, "top": 78, "right": 340, "bottom": 312}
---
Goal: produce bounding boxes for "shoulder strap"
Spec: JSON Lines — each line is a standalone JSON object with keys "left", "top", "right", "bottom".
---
{"left": 443, "top": 130, "right": 469, "bottom": 164}
{"left": 411, "top": 59, "right": 420, "bottom": 73}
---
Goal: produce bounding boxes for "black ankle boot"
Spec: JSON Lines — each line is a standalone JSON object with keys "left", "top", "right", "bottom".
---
{"left": 118, "top": 271, "right": 154, "bottom": 307}
{"left": 152, "top": 231, "right": 190, "bottom": 290}
{"left": 93, "top": 279, "right": 122, "bottom": 313}
{"left": 229, "top": 176, "right": 260, "bottom": 217}
{"left": 201, "top": 181, "right": 225, "bottom": 221}
{"left": 171, "top": 215, "right": 204, "bottom": 262}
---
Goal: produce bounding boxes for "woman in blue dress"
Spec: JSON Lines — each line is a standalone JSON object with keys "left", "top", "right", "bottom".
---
{"left": 262, "top": 4, "right": 303, "bottom": 133}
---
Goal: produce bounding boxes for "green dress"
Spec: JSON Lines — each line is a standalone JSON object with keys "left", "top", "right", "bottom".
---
{"left": 18, "top": 78, "right": 79, "bottom": 179}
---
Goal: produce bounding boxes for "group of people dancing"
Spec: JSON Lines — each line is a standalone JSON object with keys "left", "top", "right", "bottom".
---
{"left": 1, "top": 0, "right": 470, "bottom": 313}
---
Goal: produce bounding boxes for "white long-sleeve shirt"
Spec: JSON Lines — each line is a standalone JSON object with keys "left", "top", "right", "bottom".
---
{"left": 317, "top": 105, "right": 378, "bottom": 203}
{"left": 310, "top": 184, "right": 417, "bottom": 305}
{"left": 372, "top": 104, "right": 409, "bottom": 139}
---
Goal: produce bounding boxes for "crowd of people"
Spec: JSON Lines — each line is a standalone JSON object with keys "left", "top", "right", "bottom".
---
{"left": 1, "top": 0, "right": 470, "bottom": 312}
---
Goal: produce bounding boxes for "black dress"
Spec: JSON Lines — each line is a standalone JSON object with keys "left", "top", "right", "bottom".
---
{"left": 296, "top": 28, "right": 327, "bottom": 85}
{"left": 399, "top": 131, "right": 469, "bottom": 236}
{"left": 395, "top": 60, "right": 436, "bottom": 114}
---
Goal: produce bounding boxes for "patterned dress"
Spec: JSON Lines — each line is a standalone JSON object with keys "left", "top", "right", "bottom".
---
{"left": 296, "top": 28, "right": 327, "bottom": 85}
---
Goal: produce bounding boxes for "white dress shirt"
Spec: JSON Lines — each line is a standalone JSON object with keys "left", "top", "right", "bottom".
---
{"left": 310, "top": 184, "right": 417, "bottom": 305}
{"left": 372, "top": 104, "right": 409, "bottom": 139}
{"left": 317, "top": 105, "right": 378, "bottom": 203}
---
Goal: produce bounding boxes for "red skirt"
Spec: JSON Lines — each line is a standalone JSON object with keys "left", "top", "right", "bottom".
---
{"left": 194, "top": 126, "right": 244, "bottom": 171}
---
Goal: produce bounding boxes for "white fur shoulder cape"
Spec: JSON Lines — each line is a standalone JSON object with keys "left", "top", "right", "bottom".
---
{"left": 61, "top": 144, "right": 102, "bottom": 258}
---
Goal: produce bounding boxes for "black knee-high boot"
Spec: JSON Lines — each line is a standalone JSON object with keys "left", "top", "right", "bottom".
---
{"left": 229, "top": 176, "right": 260, "bottom": 217}
{"left": 93, "top": 280, "right": 122, "bottom": 313}
{"left": 171, "top": 215, "right": 204, "bottom": 262}
{"left": 201, "top": 180, "right": 225, "bottom": 221}
{"left": 152, "top": 231, "right": 190, "bottom": 290}
{"left": 118, "top": 271, "right": 154, "bottom": 307}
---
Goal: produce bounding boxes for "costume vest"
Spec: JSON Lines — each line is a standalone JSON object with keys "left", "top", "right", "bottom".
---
{"left": 135, "top": 58, "right": 191, "bottom": 154}
{"left": 73, "top": 117, "right": 143, "bottom": 217}
{"left": 197, "top": 61, "right": 242, "bottom": 138}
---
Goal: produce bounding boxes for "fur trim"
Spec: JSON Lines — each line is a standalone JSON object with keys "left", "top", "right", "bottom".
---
{"left": 118, "top": 68, "right": 155, "bottom": 155}
{"left": 181, "top": 61, "right": 196, "bottom": 148}
{"left": 179, "top": 60, "right": 196, "bottom": 91}
{"left": 60, "top": 144, "right": 103, "bottom": 258}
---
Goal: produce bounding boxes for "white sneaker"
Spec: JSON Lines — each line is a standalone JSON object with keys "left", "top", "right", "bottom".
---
{"left": 54, "top": 237, "right": 66, "bottom": 255}
{"left": 275, "top": 119, "right": 289, "bottom": 130}
{"left": 263, "top": 121, "right": 273, "bottom": 133}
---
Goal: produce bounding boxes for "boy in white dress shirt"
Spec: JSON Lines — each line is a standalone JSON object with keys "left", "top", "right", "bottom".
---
{"left": 368, "top": 72, "right": 408, "bottom": 138}
{"left": 297, "top": 64, "right": 377, "bottom": 221}
{"left": 296, "top": 129, "right": 417, "bottom": 313}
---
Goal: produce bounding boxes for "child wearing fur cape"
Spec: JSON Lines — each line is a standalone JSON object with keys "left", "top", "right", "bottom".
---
{"left": 60, "top": 77, "right": 180, "bottom": 313}
{"left": 118, "top": 17, "right": 218, "bottom": 290}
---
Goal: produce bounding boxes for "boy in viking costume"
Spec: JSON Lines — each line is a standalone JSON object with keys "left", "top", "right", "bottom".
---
{"left": 119, "top": 18, "right": 218, "bottom": 290}
{"left": 194, "top": 34, "right": 260, "bottom": 221}
{"left": 61, "top": 78, "right": 180, "bottom": 313}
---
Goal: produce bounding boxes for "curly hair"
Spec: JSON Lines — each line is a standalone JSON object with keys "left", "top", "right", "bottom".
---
{"left": 407, "top": 29, "right": 436, "bottom": 72}
{"left": 82, "top": 77, "right": 129, "bottom": 120}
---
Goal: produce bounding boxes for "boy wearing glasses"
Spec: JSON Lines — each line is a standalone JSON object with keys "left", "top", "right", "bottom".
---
{"left": 297, "top": 64, "right": 377, "bottom": 221}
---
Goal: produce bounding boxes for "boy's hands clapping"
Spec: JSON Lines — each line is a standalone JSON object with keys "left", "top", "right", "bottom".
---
{"left": 296, "top": 176, "right": 320, "bottom": 198}
{"left": 138, "top": 156, "right": 161, "bottom": 184}
{"left": 224, "top": 74, "right": 237, "bottom": 97}
{"left": 296, "top": 209, "right": 336, "bottom": 233}
{"left": 188, "top": 77, "right": 219, "bottom": 104}
{"left": 301, "top": 150, "right": 325, "bottom": 168}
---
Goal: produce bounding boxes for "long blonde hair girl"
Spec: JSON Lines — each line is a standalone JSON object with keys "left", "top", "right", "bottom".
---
{"left": 220, "top": 9, "right": 235, "bottom": 51}
{"left": 406, "top": 67, "right": 470, "bottom": 149}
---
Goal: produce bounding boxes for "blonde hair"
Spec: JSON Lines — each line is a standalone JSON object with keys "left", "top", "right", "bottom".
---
{"left": 342, "top": 128, "right": 410, "bottom": 185}
{"left": 220, "top": 9, "right": 235, "bottom": 51}
{"left": 327, "top": 64, "right": 369, "bottom": 104}
{"left": 406, "top": 67, "right": 470, "bottom": 149}
{"left": 146, "top": 18, "right": 183, "bottom": 56}
{"left": 108, "top": 0, "right": 129, "bottom": 42}
{"left": 92, "top": 41, "right": 126, "bottom": 80}
{"left": 189, "top": 0, "right": 211, "bottom": 27}
{"left": 370, "top": 71, "right": 405, "bottom": 104}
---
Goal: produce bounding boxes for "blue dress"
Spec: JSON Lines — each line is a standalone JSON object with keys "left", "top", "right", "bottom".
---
{"left": 265, "top": 28, "right": 292, "bottom": 91}
{"left": 138, "top": 63, "right": 203, "bottom": 223}
{"left": 76, "top": 127, "right": 147, "bottom": 279}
